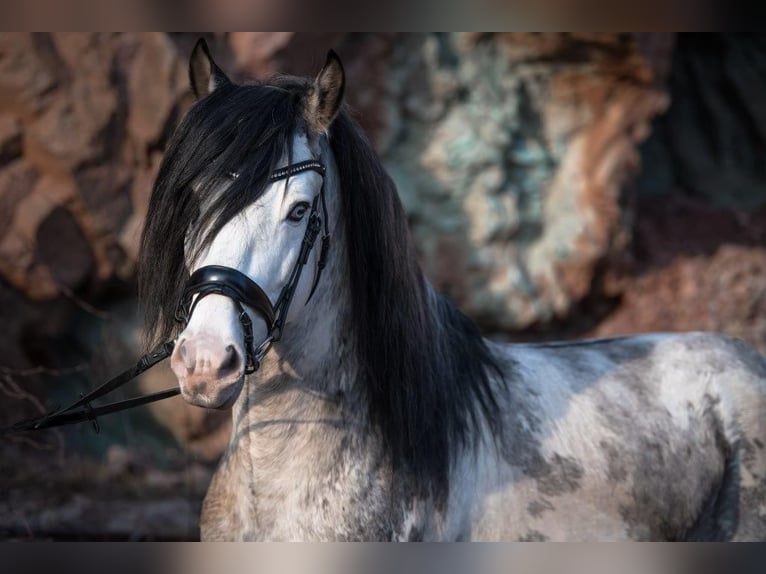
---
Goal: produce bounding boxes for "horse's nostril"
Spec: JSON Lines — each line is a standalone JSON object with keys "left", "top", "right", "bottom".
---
{"left": 173, "top": 339, "right": 195, "bottom": 373}
{"left": 217, "top": 344, "right": 242, "bottom": 378}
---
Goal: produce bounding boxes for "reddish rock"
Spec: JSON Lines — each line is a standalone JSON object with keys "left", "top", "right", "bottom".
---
{"left": 74, "top": 163, "right": 132, "bottom": 236}
{"left": 26, "top": 79, "right": 117, "bottom": 173}
{"left": 0, "top": 173, "right": 80, "bottom": 291}
{"left": 35, "top": 206, "right": 95, "bottom": 292}
{"left": 72, "top": 163, "right": 133, "bottom": 283}
{"left": 592, "top": 199, "right": 766, "bottom": 354}
{"left": 385, "top": 33, "right": 668, "bottom": 330}
{"left": 33, "top": 172, "right": 78, "bottom": 206}
{"left": 51, "top": 33, "right": 113, "bottom": 71}
{"left": 119, "top": 152, "right": 163, "bottom": 264}
{"left": 0, "top": 159, "right": 36, "bottom": 235}
{"left": 130, "top": 152, "right": 162, "bottom": 217}
{"left": 228, "top": 32, "right": 294, "bottom": 78}
{"left": 547, "top": 72, "right": 668, "bottom": 308}
{"left": 0, "top": 115, "right": 22, "bottom": 164}
{"left": 0, "top": 33, "right": 58, "bottom": 115}
{"left": 0, "top": 162, "right": 65, "bottom": 299}
{"left": 127, "top": 33, "right": 188, "bottom": 148}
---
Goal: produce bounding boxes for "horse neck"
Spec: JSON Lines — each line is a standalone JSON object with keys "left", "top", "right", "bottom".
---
{"left": 223, "top": 232, "right": 391, "bottom": 530}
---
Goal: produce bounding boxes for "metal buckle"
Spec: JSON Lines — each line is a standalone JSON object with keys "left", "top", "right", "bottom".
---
{"left": 248, "top": 336, "right": 274, "bottom": 372}
{"left": 80, "top": 394, "right": 100, "bottom": 434}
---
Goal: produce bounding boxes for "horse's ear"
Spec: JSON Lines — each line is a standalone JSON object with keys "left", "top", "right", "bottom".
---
{"left": 305, "top": 50, "right": 345, "bottom": 134}
{"left": 189, "top": 38, "right": 231, "bottom": 99}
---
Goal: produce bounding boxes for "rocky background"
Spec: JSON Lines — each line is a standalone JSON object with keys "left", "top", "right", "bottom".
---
{"left": 1, "top": 33, "right": 765, "bottom": 539}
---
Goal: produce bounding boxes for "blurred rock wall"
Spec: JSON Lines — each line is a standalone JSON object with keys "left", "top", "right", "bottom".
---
{"left": 2, "top": 32, "right": 765, "bottom": 470}
{"left": 0, "top": 33, "right": 668, "bottom": 324}
{"left": 378, "top": 33, "right": 667, "bottom": 329}
{"left": 0, "top": 33, "right": 189, "bottom": 300}
{"left": 593, "top": 34, "right": 766, "bottom": 350}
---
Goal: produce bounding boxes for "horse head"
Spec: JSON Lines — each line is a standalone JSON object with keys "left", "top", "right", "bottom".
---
{"left": 143, "top": 39, "right": 344, "bottom": 409}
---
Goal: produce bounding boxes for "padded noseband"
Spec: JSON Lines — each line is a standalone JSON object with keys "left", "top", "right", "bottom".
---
{"left": 177, "top": 265, "right": 276, "bottom": 328}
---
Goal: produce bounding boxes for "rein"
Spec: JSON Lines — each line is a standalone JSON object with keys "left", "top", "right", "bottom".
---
{"left": 1, "top": 343, "right": 177, "bottom": 435}
{"left": 2, "top": 158, "right": 330, "bottom": 435}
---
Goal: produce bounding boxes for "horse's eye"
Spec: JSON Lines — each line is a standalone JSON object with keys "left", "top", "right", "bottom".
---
{"left": 287, "top": 202, "right": 310, "bottom": 222}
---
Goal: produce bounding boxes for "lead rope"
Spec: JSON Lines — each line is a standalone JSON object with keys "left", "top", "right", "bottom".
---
{"left": 0, "top": 341, "right": 178, "bottom": 435}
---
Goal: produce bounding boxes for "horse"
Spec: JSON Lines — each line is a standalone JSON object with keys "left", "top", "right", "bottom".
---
{"left": 138, "top": 39, "right": 766, "bottom": 541}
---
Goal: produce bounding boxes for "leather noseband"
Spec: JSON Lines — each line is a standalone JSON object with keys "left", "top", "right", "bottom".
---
{"left": 177, "top": 265, "right": 276, "bottom": 327}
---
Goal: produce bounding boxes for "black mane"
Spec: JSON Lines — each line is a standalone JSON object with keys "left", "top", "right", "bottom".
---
{"left": 330, "top": 111, "right": 503, "bottom": 500}
{"left": 139, "top": 77, "right": 503, "bottom": 501}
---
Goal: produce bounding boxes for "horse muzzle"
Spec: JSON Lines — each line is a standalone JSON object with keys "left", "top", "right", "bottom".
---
{"left": 172, "top": 265, "right": 277, "bottom": 409}
{"left": 171, "top": 333, "right": 247, "bottom": 409}
{"left": 176, "top": 265, "right": 277, "bottom": 375}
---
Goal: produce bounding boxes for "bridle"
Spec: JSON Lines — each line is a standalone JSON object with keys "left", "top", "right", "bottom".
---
{"left": 2, "top": 157, "right": 331, "bottom": 435}
{"left": 175, "top": 158, "right": 331, "bottom": 373}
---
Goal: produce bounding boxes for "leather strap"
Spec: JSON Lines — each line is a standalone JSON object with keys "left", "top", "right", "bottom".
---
{"left": 177, "top": 265, "right": 276, "bottom": 328}
{"left": 1, "top": 342, "right": 177, "bottom": 435}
